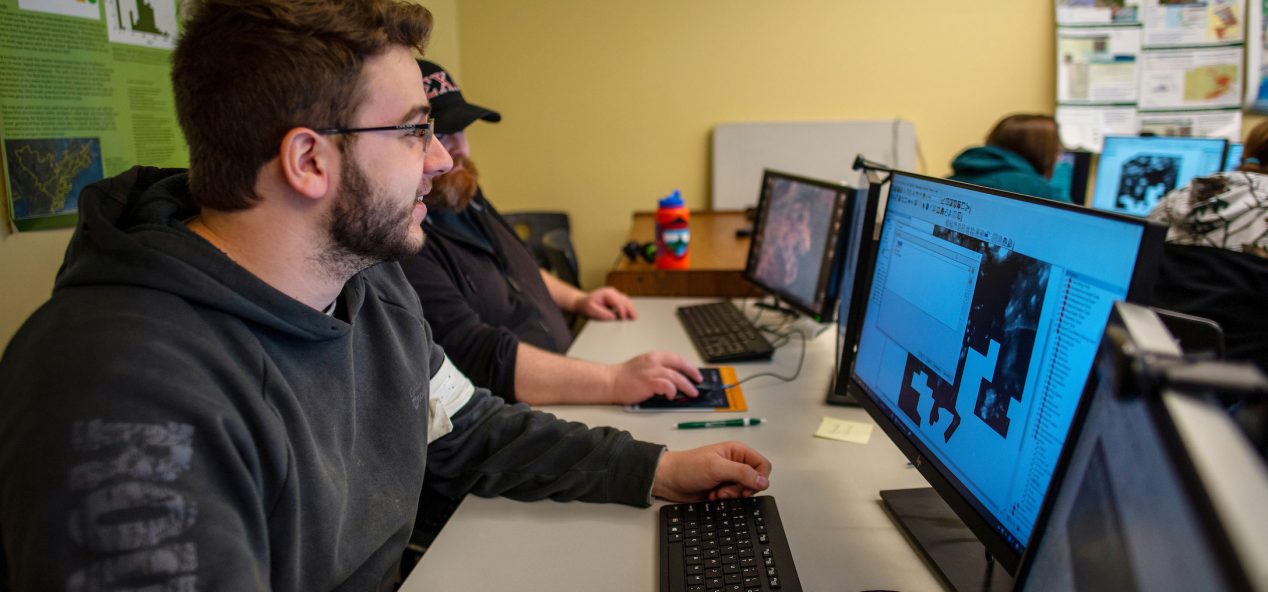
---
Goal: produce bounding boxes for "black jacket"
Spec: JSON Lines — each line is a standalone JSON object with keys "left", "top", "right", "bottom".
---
{"left": 1152, "top": 243, "right": 1268, "bottom": 372}
{"left": 0, "top": 168, "right": 661, "bottom": 590}
{"left": 400, "top": 189, "right": 573, "bottom": 402}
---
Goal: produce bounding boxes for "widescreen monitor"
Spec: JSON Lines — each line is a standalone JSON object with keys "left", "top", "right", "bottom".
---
{"left": 744, "top": 170, "right": 852, "bottom": 321}
{"left": 1090, "top": 135, "right": 1227, "bottom": 217}
{"left": 1224, "top": 142, "right": 1244, "bottom": 171}
{"left": 845, "top": 172, "right": 1164, "bottom": 581}
{"left": 1049, "top": 150, "right": 1092, "bottom": 205}
{"left": 1017, "top": 303, "right": 1268, "bottom": 591}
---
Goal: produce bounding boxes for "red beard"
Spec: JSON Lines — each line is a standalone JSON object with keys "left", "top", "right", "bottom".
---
{"left": 425, "top": 154, "right": 480, "bottom": 211}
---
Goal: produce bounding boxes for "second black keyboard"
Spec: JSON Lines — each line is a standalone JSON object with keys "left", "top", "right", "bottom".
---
{"left": 676, "top": 301, "right": 775, "bottom": 363}
{"left": 659, "top": 496, "right": 802, "bottom": 592}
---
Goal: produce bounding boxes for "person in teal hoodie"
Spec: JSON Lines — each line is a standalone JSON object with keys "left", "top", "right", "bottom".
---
{"left": 949, "top": 113, "right": 1068, "bottom": 203}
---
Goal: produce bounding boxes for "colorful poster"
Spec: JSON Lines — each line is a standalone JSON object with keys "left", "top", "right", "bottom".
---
{"left": 1138, "top": 45, "right": 1243, "bottom": 109}
{"left": 0, "top": 0, "right": 186, "bottom": 232}
{"left": 1141, "top": 0, "right": 1244, "bottom": 47}
{"left": 1058, "top": 26, "right": 1144, "bottom": 103}
{"left": 1056, "top": 0, "right": 1142, "bottom": 26}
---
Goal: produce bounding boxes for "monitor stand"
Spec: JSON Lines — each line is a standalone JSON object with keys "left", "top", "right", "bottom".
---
{"left": 880, "top": 488, "right": 1014, "bottom": 592}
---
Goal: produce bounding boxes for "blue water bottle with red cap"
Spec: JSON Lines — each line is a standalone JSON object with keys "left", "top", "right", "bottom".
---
{"left": 655, "top": 190, "right": 690, "bottom": 269}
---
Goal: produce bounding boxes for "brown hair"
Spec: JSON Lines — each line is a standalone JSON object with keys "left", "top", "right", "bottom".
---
{"left": 172, "top": 0, "right": 433, "bottom": 210}
{"left": 1238, "top": 118, "right": 1268, "bottom": 174}
{"left": 985, "top": 114, "right": 1062, "bottom": 178}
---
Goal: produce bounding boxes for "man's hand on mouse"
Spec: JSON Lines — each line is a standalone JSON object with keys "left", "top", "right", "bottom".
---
{"left": 605, "top": 352, "right": 702, "bottom": 405}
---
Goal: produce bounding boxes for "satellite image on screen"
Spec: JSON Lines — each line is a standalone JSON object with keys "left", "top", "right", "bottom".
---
{"left": 896, "top": 225, "right": 1051, "bottom": 443}
{"left": 751, "top": 177, "right": 839, "bottom": 303}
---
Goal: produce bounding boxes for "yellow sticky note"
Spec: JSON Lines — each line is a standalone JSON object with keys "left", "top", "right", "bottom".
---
{"left": 814, "top": 416, "right": 873, "bottom": 444}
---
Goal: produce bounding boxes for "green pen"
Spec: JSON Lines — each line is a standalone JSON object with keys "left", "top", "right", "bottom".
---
{"left": 675, "top": 417, "right": 766, "bottom": 429}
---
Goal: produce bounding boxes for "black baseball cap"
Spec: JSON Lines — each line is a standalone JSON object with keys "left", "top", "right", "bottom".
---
{"left": 417, "top": 60, "right": 502, "bottom": 135}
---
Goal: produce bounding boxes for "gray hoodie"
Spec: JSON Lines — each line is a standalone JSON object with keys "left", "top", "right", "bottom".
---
{"left": 0, "top": 166, "right": 662, "bottom": 591}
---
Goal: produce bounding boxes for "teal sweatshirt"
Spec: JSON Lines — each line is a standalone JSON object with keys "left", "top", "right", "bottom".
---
{"left": 948, "top": 145, "right": 1068, "bottom": 203}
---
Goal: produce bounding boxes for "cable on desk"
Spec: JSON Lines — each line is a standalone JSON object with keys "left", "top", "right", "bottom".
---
{"left": 716, "top": 329, "right": 808, "bottom": 390}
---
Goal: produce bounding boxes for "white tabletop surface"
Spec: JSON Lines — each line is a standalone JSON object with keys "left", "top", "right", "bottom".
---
{"left": 402, "top": 298, "right": 943, "bottom": 591}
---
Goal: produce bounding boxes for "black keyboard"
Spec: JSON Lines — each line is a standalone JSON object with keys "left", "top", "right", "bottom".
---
{"left": 676, "top": 302, "right": 775, "bottom": 363}
{"left": 659, "top": 496, "right": 802, "bottom": 592}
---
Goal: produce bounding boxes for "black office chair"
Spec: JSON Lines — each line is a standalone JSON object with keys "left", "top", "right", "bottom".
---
{"left": 501, "top": 211, "right": 580, "bottom": 288}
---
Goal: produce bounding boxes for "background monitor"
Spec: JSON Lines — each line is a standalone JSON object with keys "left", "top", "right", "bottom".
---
{"left": 846, "top": 172, "right": 1165, "bottom": 583}
{"left": 1049, "top": 150, "right": 1092, "bottom": 206}
{"left": 744, "top": 169, "right": 852, "bottom": 321}
{"left": 1090, "top": 135, "right": 1227, "bottom": 217}
{"left": 1017, "top": 302, "right": 1268, "bottom": 591}
{"left": 1225, "top": 142, "right": 1244, "bottom": 171}
{"left": 826, "top": 176, "right": 883, "bottom": 405}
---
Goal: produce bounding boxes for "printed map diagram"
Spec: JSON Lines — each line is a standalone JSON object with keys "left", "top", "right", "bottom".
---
{"left": 1184, "top": 64, "right": 1237, "bottom": 102}
{"left": 4, "top": 138, "right": 103, "bottom": 220}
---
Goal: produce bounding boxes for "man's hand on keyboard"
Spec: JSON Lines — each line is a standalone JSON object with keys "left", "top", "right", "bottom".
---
{"left": 607, "top": 352, "right": 702, "bottom": 404}
{"left": 651, "top": 441, "right": 772, "bottom": 502}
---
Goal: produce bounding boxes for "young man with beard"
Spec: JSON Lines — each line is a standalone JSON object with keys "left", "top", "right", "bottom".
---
{"left": 0, "top": 2, "right": 772, "bottom": 589}
{"left": 401, "top": 60, "right": 705, "bottom": 406}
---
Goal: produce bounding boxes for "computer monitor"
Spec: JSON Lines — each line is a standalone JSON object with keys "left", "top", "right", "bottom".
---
{"left": 744, "top": 170, "right": 852, "bottom": 321}
{"left": 1016, "top": 302, "right": 1268, "bottom": 591}
{"left": 826, "top": 175, "right": 883, "bottom": 406}
{"left": 1224, "top": 142, "right": 1244, "bottom": 171}
{"left": 1049, "top": 150, "right": 1092, "bottom": 205}
{"left": 845, "top": 172, "right": 1165, "bottom": 588}
{"left": 1090, "top": 135, "right": 1227, "bottom": 217}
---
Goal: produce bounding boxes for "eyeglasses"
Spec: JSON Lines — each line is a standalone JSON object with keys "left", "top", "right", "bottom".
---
{"left": 317, "top": 118, "right": 434, "bottom": 152}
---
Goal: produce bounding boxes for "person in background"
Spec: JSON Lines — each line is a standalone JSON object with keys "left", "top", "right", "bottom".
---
{"left": 400, "top": 60, "right": 704, "bottom": 406}
{"left": 948, "top": 113, "right": 1067, "bottom": 203}
{"left": 1149, "top": 120, "right": 1268, "bottom": 257}
{"left": 0, "top": 2, "right": 771, "bottom": 589}
{"left": 1147, "top": 120, "right": 1268, "bottom": 373}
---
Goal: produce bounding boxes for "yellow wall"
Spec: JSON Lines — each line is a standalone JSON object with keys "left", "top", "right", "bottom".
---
{"left": 451, "top": 0, "right": 1059, "bottom": 288}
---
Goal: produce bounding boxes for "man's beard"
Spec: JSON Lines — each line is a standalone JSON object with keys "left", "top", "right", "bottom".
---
{"left": 320, "top": 153, "right": 424, "bottom": 277}
{"left": 424, "top": 154, "right": 479, "bottom": 211}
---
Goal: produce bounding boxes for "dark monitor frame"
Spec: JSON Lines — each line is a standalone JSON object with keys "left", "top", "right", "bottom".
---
{"left": 1014, "top": 302, "right": 1263, "bottom": 591}
{"left": 844, "top": 171, "right": 1166, "bottom": 580}
{"left": 743, "top": 169, "right": 853, "bottom": 322}
{"left": 1056, "top": 150, "right": 1093, "bottom": 206}
{"left": 827, "top": 173, "right": 884, "bottom": 406}
{"left": 1224, "top": 141, "right": 1244, "bottom": 171}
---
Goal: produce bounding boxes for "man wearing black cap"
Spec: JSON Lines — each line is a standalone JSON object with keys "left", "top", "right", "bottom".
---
{"left": 400, "top": 61, "right": 705, "bottom": 405}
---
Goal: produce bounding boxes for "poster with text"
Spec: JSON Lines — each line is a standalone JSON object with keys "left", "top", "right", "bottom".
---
{"left": 0, "top": 0, "right": 186, "bottom": 232}
{"left": 1142, "top": 0, "right": 1245, "bottom": 47}
{"left": 1056, "top": 105, "right": 1140, "bottom": 152}
{"left": 1057, "top": 0, "right": 1143, "bottom": 26}
{"left": 1137, "top": 108, "right": 1242, "bottom": 140}
{"left": 1057, "top": 26, "right": 1144, "bottom": 103}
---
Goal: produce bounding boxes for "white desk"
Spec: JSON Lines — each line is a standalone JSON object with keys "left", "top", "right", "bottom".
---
{"left": 402, "top": 298, "right": 943, "bottom": 591}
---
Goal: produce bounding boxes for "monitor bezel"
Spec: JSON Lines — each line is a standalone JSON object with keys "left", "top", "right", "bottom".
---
{"left": 743, "top": 169, "right": 854, "bottom": 321}
{"left": 1223, "top": 142, "right": 1244, "bottom": 172}
{"left": 828, "top": 179, "right": 883, "bottom": 404}
{"left": 1013, "top": 303, "right": 1260, "bottom": 590}
{"left": 845, "top": 171, "right": 1166, "bottom": 573}
{"left": 1059, "top": 150, "right": 1093, "bottom": 206}
{"left": 1090, "top": 135, "right": 1229, "bottom": 216}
